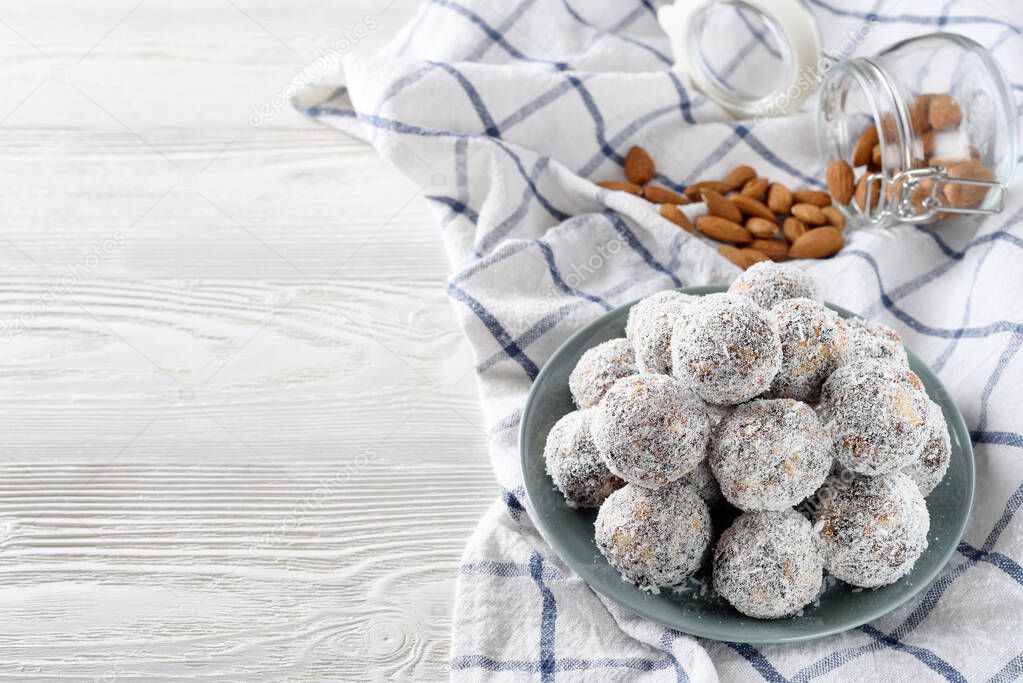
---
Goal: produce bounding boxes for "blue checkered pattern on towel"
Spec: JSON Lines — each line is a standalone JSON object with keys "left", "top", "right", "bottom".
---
{"left": 298, "top": 1, "right": 1023, "bottom": 679}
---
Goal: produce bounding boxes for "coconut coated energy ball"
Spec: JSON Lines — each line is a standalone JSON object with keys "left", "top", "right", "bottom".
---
{"left": 819, "top": 359, "right": 930, "bottom": 475}
{"left": 595, "top": 481, "right": 711, "bottom": 592}
{"left": 768, "top": 298, "right": 849, "bottom": 403}
{"left": 902, "top": 400, "right": 952, "bottom": 497}
{"left": 727, "top": 261, "right": 823, "bottom": 309}
{"left": 713, "top": 510, "right": 824, "bottom": 619}
{"left": 813, "top": 471, "right": 930, "bottom": 588}
{"left": 671, "top": 294, "right": 782, "bottom": 405}
{"left": 844, "top": 318, "right": 910, "bottom": 368}
{"left": 677, "top": 458, "right": 724, "bottom": 509}
{"left": 709, "top": 399, "right": 832, "bottom": 511}
{"left": 592, "top": 374, "right": 711, "bottom": 488}
{"left": 569, "top": 338, "right": 637, "bottom": 408}
{"left": 543, "top": 409, "right": 625, "bottom": 509}
{"left": 625, "top": 290, "right": 696, "bottom": 374}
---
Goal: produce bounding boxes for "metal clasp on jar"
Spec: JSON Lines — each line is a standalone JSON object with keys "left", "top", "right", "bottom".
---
{"left": 858, "top": 166, "right": 1008, "bottom": 224}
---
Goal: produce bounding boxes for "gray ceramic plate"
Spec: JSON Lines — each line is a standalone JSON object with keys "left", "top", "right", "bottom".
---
{"left": 519, "top": 286, "right": 975, "bottom": 643}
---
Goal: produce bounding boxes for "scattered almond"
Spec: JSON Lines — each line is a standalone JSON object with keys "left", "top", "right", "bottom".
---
{"left": 723, "top": 165, "right": 757, "bottom": 191}
{"left": 740, "top": 177, "right": 769, "bottom": 200}
{"left": 766, "top": 183, "right": 793, "bottom": 214}
{"left": 598, "top": 180, "right": 643, "bottom": 195}
{"left": 825, "top": 160, "right": 855, "bottom": 205}
{"left": 718, "top": 245, "right": 752, "bottom": 269}
{"left": 702, "top": 188, "right": 743, "bottom": 223}
{"left": 783, "top": 216, "right": 808, "bottom": 243}
{"left": 943, "top": 159, "right": 996, "bottom": 208}
{"left": 624, "top": 146, "right": 655, "bottom": 185}
{"left": 789, "top": 226, "right": 844, "bottom": 259}
{"left": 684, "top": 180, "right": 730, "bottom": 201}
{"left": 730, "top": 194, "right": 776, "bottom": 221}
{"left": 791, "top": 203, "right": 827, "bottom": 226}
{"left": 928, "top": 94, "right": 962, "bottom": 131}
{"left": 696, "top": 215, "right": 753, "bottom": 244}
{"left": 644, "top": 185, "right": 688, "bottom": 204}
{"left": 853, "top": 125, "right": 879, "bottom": 167}
{"left": 750, "top": 239, "right": 789, "bottom": 261}
{"left": 660, "top": 203, "right": 693, "bottom": 232}
{"left": 741, "top": 248, "right": 770, "bottom": 264}
{"left": 821, "top": 205, "right": 846, "bottom": 229}
{"left": 792, "top": 189, "right": 831, "bottom": 207}
{"left": 746, "top": 217, "right": 778, "bottom": 238}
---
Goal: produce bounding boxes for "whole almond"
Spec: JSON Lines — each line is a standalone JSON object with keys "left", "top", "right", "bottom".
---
{"left": 730, "top": 194, "right": 776, "bottom": 221}
{"left": 766, "top": 183, "right": 793, "bottom": 214}
{"left": 789, "top": 226, "right": 844, "bottom": 259}
{"left": 644, "top": 185, "right": 688, "bottom": 204}
{"left": 928, "top": 94, "right": 962, "bottom": 131}
{"left": 696, "top": 215, "right": 753, "bottom": 244}
{"left": 853, "top": 125, "right": 879, "bottom": 167}
{"left": 750, "top": 239, "right": 789, "bottom": 261}
{"left": 718, "top": 245, "right": 753, "bottom": 269}
{"left": 702, "top": 188, "right": 743, "bottom": 223}
{"left": 746, "top": 217, "right": 779, "bottom": 238}
{"left": 684, "top": 180, "right": 730, "bottom": 201}
{"left": 660, "top": 203, "right": 693, "bottom": 232}
{"left": 624, "top": 146, "right": 655, "bottom": 185}
{"left": 909, "top": 178, "right": 935, "bottom": 212}
{"left": 598, "top": 180, "right": 643, "bottom": 195}
{"left": 825, "top": 160, "right": 855, "bottom": 205}
{"left": 741, "top": 248, "right": 770, "bottom": 265}
{"left": 912, "top": 94, "right": 934, "bottom": 132}
{"left": 723, "top": 165, "right": 757, "bottom": 191}
{"left": 922, "top": 129, "right": 935, "bottom": 157}
{"left": 943, "top": 159, "right": 996, "bottom": 208}
{"left": 791, "top": 203, "right": 827, "bottom": 226}
{"left": 793, "top": 189, "right": 832, "bottom": 207}
{"left": 821, "top": 205, "right": 846, "bottom": 229}
{"left": 740, "top": 177, "right": 769, "bottom": 200}
{"left": 783, "top": 216, "right": 807, "bottom": 243}
{"left": 854, "top": 174, "right": 882, "bottom": 213}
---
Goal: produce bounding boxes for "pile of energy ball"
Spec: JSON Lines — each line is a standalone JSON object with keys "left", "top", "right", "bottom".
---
{"left": 543, "top": 262, "right": 951, "bottom": 620}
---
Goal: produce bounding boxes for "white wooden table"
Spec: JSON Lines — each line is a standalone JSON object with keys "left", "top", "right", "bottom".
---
{"left": 0, "top": 2, "right": 495, "bottom": 679}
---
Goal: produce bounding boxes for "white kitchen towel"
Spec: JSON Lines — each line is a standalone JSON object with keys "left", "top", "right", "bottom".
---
{"left": 297, "top": 1, "right": 1023, "bottom": 680}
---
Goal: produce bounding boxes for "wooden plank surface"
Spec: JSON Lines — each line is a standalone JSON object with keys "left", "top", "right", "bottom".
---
{"left": 0, "top": 2, "right": 495, "bottom": 679}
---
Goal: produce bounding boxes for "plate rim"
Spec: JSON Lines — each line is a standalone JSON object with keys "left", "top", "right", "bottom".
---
{"left": 518, "top": 285, "right": 976, "bottom": 644}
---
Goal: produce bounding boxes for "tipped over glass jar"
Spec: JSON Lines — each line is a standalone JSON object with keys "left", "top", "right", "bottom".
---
{"left": 816, "top": 32, "right": 1017, "bottom": 226}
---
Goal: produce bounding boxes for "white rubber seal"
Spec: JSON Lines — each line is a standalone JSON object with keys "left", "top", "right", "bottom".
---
{"left": 658, "top": 0, "right": 821, "bottom": 119}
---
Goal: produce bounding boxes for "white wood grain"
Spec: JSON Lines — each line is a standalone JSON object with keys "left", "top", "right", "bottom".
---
{"left": 0, "top": 1, "right": 494, "bottom": 679}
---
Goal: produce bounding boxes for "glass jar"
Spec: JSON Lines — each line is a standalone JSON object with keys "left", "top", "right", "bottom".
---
{"left": 816, "top": 33, "right": 1017, "bottom": 226}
